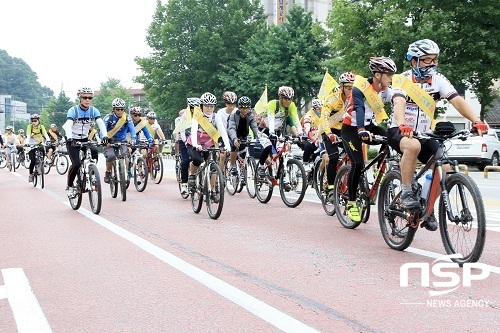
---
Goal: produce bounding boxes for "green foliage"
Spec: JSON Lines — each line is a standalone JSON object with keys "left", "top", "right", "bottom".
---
{"left": 40, "top": 91, "right": 73, "bottom": 128}
{"left": 92, "top": 78, "right": 134, "bottom": 116}
{"left": 0, "top": 49, "right": 53, "bottom": 114}
{"left": 135, "top": 0, "right": 264, "bottom": 120}
{"left": 326, "top": 0, "right": 500, "bottom": 118}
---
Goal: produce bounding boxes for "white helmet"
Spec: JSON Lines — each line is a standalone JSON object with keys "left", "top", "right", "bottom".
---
{"left": 146, "top": 111, "right": 157, "bottom": 119}
{"left": 406, "top": 39, "right": 440, "bottom": 60}
{"left": 278, "top": 86, "right": 294, "bottom": 99}
{"left": 50, "top": 123, "right": 57, "bottom": 128}
{"left": 200, "top": 92, "right": 217, "bottom": 105}
{"left": 222, "top": 91, "right": 237, "bottom": 104}
{"left": 187, "top": 97, "right": 200, "bottom": 108}
{"left": 77, "top": 87, "right": 94, "bottom": 97}
{"left": 5, "top": 125, "right": 13, "bottom": 131}
{"left": 311, "top": 98, "right": 323, "bottom": 109}
{"left": 112, "top": 98, "right": 126, "bottom": 108}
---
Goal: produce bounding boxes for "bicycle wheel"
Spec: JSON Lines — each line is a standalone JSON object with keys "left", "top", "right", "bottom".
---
{"left": 88, "top": 164, "right": 102, "bottom": 214}
{"left": 206, "top": 163, "right": 224, "bottom": 219}
{"left": 38, "top": 159, "right": 44, "bottom": 189}
{"left": 280, "top": 159, "right": 307, "bottom": 208}
{"left": 245, "top": 157, "right": 257, "bottom": 198}
{"left": 255, "top": 164, "right": 274, "bottom": 203}
{"left": 235, "top": 162, "right": 245, "bottom": 194}
{"left": 14, "top": 153, "right": 20, "bottom": 170}
{"left": 7, "top": 155, "right": 12, "bottom": 172}
{"left": 319, "top": 168, "right": 335, "bottom": 216}
{"left": 69, "top": 170, "right": 82, "bottom": 210}
{"left": 23, "top": 153, "right": 30, "bottom": 168}
{"left": 333, "top": 165, "right": 361, "bottom": 229}
{"left": 191, "top": 170, "right": 203, "bottom": 213}
{"left": 439, "top": 173, "right": 486, "bottom": 263}
{"left": 56, "top": 155, "right": 69, "bottom": 175}
{"left": 225, "top": 159, "right": 238, "bottom": 196}
{"left": 378, "top": 170, "right": 416, "bottom": 250}
{"left": 0, "top": 153, "right": 7, "bottom": 169}
{"left": 110, "top": 163, "right": 118, "bottom": 198}
{"left": 43, "top": 157, "right": 51, "bottom": 174}
{"left": 118, "top": 159, "right": 127, "bottom": 201}
{"left": 312, "top": 159, "right": 322, "bottom": 199}
{"left": 152, "top": 155, "right": 163, "bottom": 184}
{"left": 134, "top": 157, "right": 148, "bottom": 192}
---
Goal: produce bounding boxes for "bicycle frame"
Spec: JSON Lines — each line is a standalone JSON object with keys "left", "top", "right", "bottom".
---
{"left": 262, "top": 137, "right": 293, "bottom": 186}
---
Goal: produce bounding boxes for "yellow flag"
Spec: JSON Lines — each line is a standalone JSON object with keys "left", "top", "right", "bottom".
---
{"left": 254, "top": 86, "right": 268, "bottom": 115}
{"left": 318, "top": 70, "right": 339, "bottom": 102}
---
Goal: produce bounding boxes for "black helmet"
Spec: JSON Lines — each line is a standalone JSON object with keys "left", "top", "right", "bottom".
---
{"left": 237, "top": 96, "right": 252, "bottom": 108}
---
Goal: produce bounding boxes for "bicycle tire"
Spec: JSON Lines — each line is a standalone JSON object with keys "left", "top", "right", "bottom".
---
{"left": 245, "top": 157, "right": 257, "bottom": 198}
{"left": 359, "top": 174, "right": 371, "bottom": 224}
{"left": 119, "top": 159, "right": 127, "bottom": 201}
{"left": 0, "top": 153, "right": 7, "bottom": 169}
{"left": 11, "top": 153, "right": 16, "bottom": 172}
{"left": 439, "top": 173, "right": 486, "bottom": 263}
{"left": 88, "top": 164, "right": 102, "bottom": 214}
{"left": 225, "top": 159, "right": 238, "bottom": 196}
{"left": 280, "top": 159, "right": 307, "bottom": 208}
{"left": 110, "top": 163, "right": 118, "bottom": 198}
{"left": 312, "top": 159, "right": 322, "bottom": 199}
{"left": 255, "top": 163, "right": 273, "bottom": 203}
{"left": 15, "top": 153, "right": 21, "bottom": 170}
{"left": 377, "top": 170, "right": 416, "bottom": 250}
{"left": 319, "top": 168, "right": 335, "bottom": 216}
{"left": 152, "top": 155, "right": 163, "bottom": 184}
{"left": 38, "top": 159, "right": 44, "bottom": 189}
{"left": 333, "top": 165, "right": 361, "bottom": 229}
{"left": 134, "top": 156, "right": 148, "bottom": 192}
{"left": 43, "top": 157, "right": 51, "bottom": 174}
{"left": 69, "top": 170, "right": 82, "bottom": 210}
{"left": 206, "top": 163, "right": 224, "bottom": 219}
{"left": 191, "top": 169, "right": 203, "bottom": 213}
{"left": 56, "top": 154, "right": 69, "bottom": 175}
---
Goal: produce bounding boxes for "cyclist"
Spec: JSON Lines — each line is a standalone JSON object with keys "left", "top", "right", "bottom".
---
{"left": 130, "top": 106, "right": 154, "bottom": 158}
{"left": 186, "top": 92, "right": 231, "bottom": 197}
{"left": 46, "top": 123, "right": 63, "bottom": 163}
{"left": 63, "top": 87, "right": 108, "bottom": 196}
{"left": 17, "top": 129, "right": 26, "bottom": 156}
{"left": 299, "top": 98, "right": 326, "bottom": 172}
{"left": 88, "top": 122, "right": 101, "bottom": 143}
{"left": 102, "top": 98, "right": 137, "bottom": 183}
{"left": 321, "top": 72, "right": 355, "bottom": 194}
{"left": 144, "top": 110, "right": 166, "bottom": 141}
{"left": 257, "top": 86, "right": 303, "bottom": 187}
{"left": 175, "top": 97, "right": 199, "bottom": 195}
{"left": 2, "top": 126, "right": 20, "bottom": 169}
{"left": 227, "top": 96, "right": 260, "bottom": 177}
{"left": 341, "top": 57, "right": 395, "bottom": 222}
{"left": 217, "top": 91, "right": 238, "bottom": 172}
{"left": 25, "top": 113, "right": 50, "bottom": 183}
{"left": 389, "top": 39, "right": 487, "bottom": 231}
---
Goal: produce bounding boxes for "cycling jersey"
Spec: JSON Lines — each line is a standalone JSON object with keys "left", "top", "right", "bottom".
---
{"left": 186, "top": 112, "right": 230, "bottom": 149}
{"left": 266, "top": 100, "right": 302, "bottom": 134}
{"left": 217, "top": 108, "right": 234, "bottom": 129}
{"left": 66, "top": 105, "right": 102, "bottom": 139}
{"left": 26, "top": 124, "right": 49, "bottom": 144}
{"left": 390, "top": 70, "right": 459, "bottom": 133}
{"left": 324, "top": 89, "right": 346, "bottom": 131}
{"left": 103, "top": 113, "right": 136, "bottom": 142}
{"left": 343, "top": 78, "right": 393, "bottom": 128}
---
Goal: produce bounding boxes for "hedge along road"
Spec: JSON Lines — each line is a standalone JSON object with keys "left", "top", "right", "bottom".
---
{"left": 1, "top": 157, "right": 500, "bottom": 333}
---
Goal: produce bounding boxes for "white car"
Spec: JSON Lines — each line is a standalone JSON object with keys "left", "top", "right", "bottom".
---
{"left": 446, "top": 129, "right": 500, "bottom": 171}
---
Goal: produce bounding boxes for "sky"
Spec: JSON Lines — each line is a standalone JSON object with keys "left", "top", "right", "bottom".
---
{"left": 0, "top": 0, "right": 161, "bottom": 98}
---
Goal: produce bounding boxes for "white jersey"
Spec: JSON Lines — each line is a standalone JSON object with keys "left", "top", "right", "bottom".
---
{"left": 217, "top": 108, "right": 234, "bottom": 129}
{"left": 390, "top": 70, "right": 459, "bottom": 133}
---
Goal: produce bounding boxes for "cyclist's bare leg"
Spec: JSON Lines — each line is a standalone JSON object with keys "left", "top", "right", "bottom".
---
{"left": 399, "top": 137, "right": 421, "bottom": 185}
{"left": 229, "top": 151, "right": 237, "bottom": 167}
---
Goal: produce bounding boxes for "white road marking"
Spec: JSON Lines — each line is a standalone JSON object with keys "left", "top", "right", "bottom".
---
{"left": 70, "top": 204, "right": 320, "bottom": 333}
{"left": 1, "top": 268, "right": 52, "bottom": 333}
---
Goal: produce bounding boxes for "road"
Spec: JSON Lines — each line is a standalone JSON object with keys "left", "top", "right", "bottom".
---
{"left": 1, "top": 157, "right": 499, "bottom": 333}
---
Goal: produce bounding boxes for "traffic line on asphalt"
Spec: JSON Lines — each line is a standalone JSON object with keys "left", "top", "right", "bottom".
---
{"left": 406, "top": 247, "right": 500, "bottom": 275}
{"left": 1, "top": 268, "right": 52, "bottom": 333}
{"left": 68, "top": 203, "right": 320, "bottom": 333}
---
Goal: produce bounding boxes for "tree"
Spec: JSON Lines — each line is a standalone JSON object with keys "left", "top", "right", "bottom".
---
{"left": 0, "top": 49, "right": 53, "bottom": 114}
{"left": 135, "top": 0, "right": 264, "bottom": 120}
{"left": 92, "top": 78, "right": 134, "bottom": 116}
{"left": 40, "top": 91, "right": 74, "bottom": 129}
{"left": 326, "top": 0, "right": 500, "bottom": 118}
{"left": 220, "top": 5, "right": 329, "bottom": 109}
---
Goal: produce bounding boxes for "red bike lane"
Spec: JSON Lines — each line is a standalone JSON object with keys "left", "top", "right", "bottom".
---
{"left": 1, "top": 166, "right": 499, "bottom": 332}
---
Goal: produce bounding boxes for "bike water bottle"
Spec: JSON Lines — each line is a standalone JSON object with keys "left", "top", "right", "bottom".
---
{"left": 421, "top": 173, "right": 432, "bottom": 199}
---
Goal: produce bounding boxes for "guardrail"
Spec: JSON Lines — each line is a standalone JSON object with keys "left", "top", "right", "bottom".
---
{"left": 483, "top": 165, "right": 500, "bottom": 178}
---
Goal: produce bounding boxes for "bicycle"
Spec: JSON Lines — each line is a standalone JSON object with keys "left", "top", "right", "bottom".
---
{"left": 26, "top": 144, "right": 45, "bottom": 188}
{"left": 190, "top": 147, "right": 225, "bottom": 219}
{"left": 130, "top": 142, "right": 148, "bottom": 192}
{"left": 224, "top": 139, "right": 257, "bottom": 198}
{"left": 44, "top": 145, "right": 70, "bottom": 175}
{"left": 254, "top": 135, "right": 307, "bottom": 208}
{"left": 0, "top": 149, "right": 7, "bottom": 169}
{"left": 175, "top": 152, "right": 189, "bottom": 199}
{"left": 4, "top": 143, "right": 18, "bottom": 172}
{"left": 378, "top": 129, "right": 486, "bottom": 264}
{"left": 108, "top": 142, "right": 131, "bottom": 201}
{"left": 333, "top": 135, "right": 398, "bottom": 228}
{"left": 146, "top": 141, "right": 164, "bottom": 184}
{"left": 68, "top": 141, "right": 103, "bottom": 214}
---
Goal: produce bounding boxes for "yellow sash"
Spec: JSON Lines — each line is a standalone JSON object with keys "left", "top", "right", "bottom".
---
{"left": 107, "top": 115, "right": 127, "bottom": 138}
{"left": 146, "top": 123, "right": 155, "bottom": 137}
{"left": 134, "top": 119, "right": 148, "bottom": 133}
{"left": 193, "top": 107, "right": 220, "bottom": 143}
{"left": 88, "top": 128, "right": 97, "bottom": 140}
{"left": 173, "top": 108, "right": 192, "bottom": 134}
{"left": 305, "top": 108, "right": 327, "bottom": 135}
{"left": 353, "top": 75, "right": 388, "bottom": 123}
{"left": 19, "top": 135, "right": 25, "bottom": 145}
{"left": 392, "top": 74, "right": 437, "bottom": 128}
{"left": 49, "top": 130, "right": 59, "bottom": 144}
